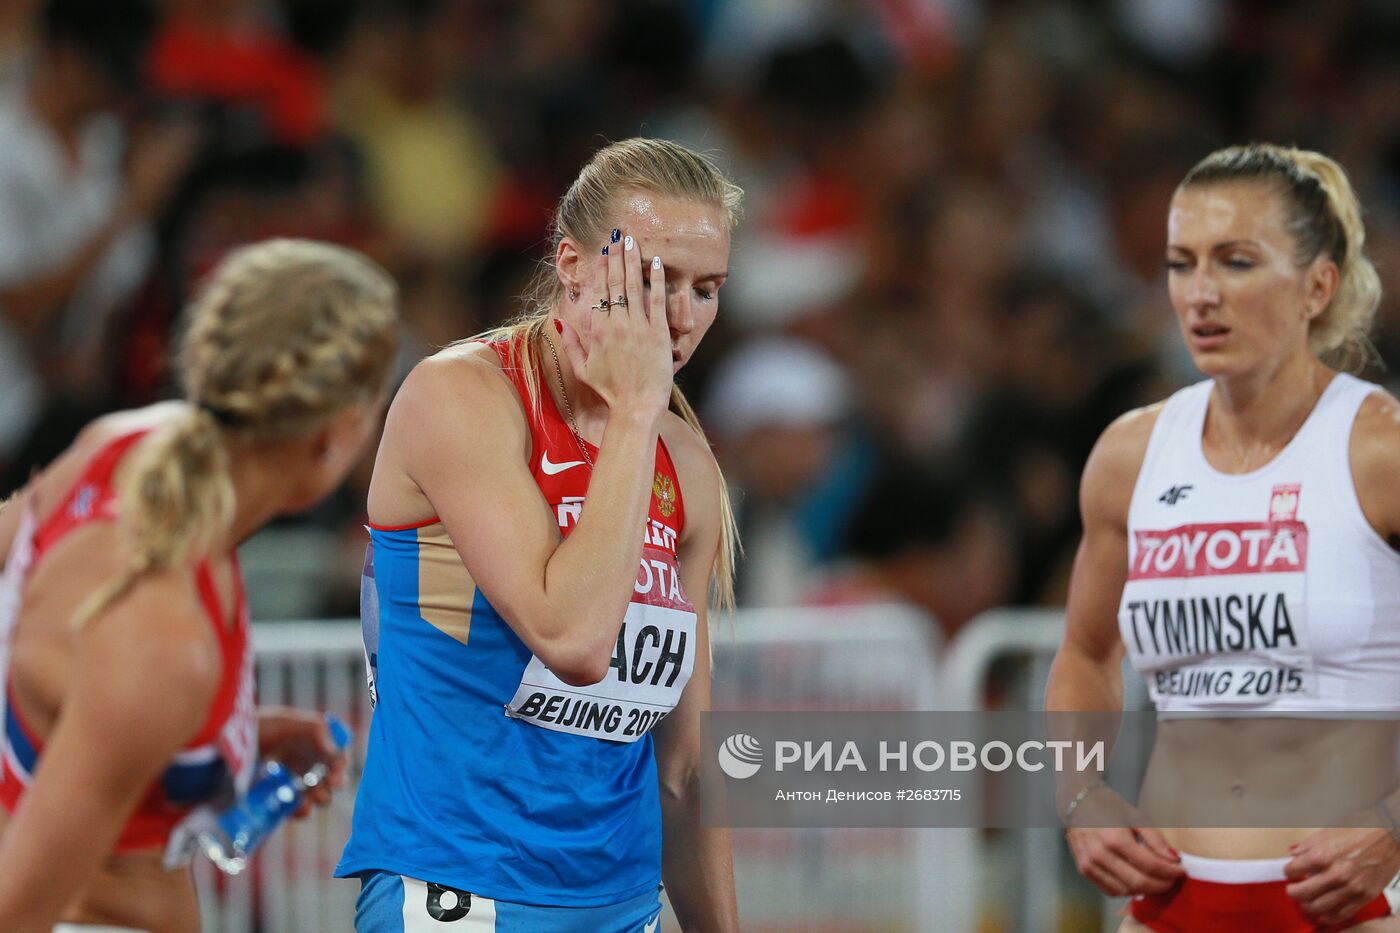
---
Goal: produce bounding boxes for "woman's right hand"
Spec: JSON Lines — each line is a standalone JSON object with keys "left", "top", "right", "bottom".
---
{"left": 559, "top": 228, "right": 674, "bottom": 419}
{"left": 1064, "top": 787, "right": 1185, "bottom": 897}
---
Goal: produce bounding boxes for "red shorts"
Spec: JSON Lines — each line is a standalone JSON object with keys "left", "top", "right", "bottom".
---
{"left": 1130, "top": 854, "right": 1393, "bottom": 932}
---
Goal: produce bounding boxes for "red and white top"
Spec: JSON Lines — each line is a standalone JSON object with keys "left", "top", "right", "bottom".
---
{"left": 0, "top": 431, "right": 257, "bottom": 861}
{"left": 490, "top": 336, "right": 696, "bottom": 743}
{"left": 1119, "top": 375, "right": 1400, "bottom": 713}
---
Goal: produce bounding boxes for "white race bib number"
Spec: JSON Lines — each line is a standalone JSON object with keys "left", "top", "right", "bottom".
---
{"left": 505, "top": 545, "right": 696, "bottom": 742}
{"left": 1122, "top": 521, "right": 1315, "bottom": 708}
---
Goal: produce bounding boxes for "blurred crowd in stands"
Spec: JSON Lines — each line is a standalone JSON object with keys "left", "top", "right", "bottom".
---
{"left": 2, "top": 0, "right": 1398, "bottom": 633}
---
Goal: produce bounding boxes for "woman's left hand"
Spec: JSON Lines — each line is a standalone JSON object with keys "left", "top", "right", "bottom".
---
{"left": 1284, "top": 826, "right": 1400, "bottom": 924}
{"left": 256, "top": 707, "right": 349, "bottom": 818}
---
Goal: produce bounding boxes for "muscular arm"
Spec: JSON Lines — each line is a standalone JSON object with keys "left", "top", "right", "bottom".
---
{"left": 654, "top": 421, "right": 738, "bottom": 933}
{"left": 0, "top": 571, "right": 216, "bottom": 933}
{"left": 1045, "top": 405, "right": 1158, "bottom": 714}
{"left": 1347, "top": 391, "right": 1400, "bottom": 548}
{"left": 1049, "top": 404, "right": 1184, "bottom": 897}
{"left": 1280, "top": 390, "right": 1400, "bottom": 923}
{"left": 380, "top": 351, "right": 663, "bottom": 685}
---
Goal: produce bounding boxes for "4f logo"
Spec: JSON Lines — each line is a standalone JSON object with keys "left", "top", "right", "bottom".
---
{"left": 426, "top": 882, "right": 471, "bottom": 921}
{"left": 1159, "top": 485, "right": 1192, "bottom": 506}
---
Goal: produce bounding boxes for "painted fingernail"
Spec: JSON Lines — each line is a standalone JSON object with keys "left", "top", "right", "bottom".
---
{"left": 602, "top": 245, "right": 609, "bottom": 255}
{"left": 554, "top": 319, "right": 563, "bottom": 334}
{"left": 1168, "top": 848, "right": 1180, "bottom": 860}
{"left": 652, "top": 255, "right": 662, "bottom": 270}
{"left": 611, "top": 228, "right": 621, "bottom": 243}
{"left": 624, "top": 234, "right": 635, "bottom": 251}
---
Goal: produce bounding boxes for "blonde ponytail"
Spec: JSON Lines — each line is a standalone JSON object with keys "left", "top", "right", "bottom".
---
{"left": 73, "top": 408, "right": 234, "bottom": 628}
{"left": 1286, "top": 150, "right": 1383, "bottom": 370}
{"left": 1180, "top": 143, "right": 1383, "bottom": 370}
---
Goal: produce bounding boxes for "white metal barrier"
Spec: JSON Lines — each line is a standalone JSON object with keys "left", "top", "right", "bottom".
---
{"left": 195, "top": 605, "right": 1162, "bottom": 932}
{"left": 711, "top": 605, "right": 944, "bottom": 933}
{"left": 199, "top": 605, "right": 949, "bottom": 933}
{"left": 939, "top": 609, "right": 1071, "bottom": 933}
{"left": 939, "top": 607, "right": 1152, "bottom": 933}
{"left": 196, "top": 622, "right": 372, "bottom": 933}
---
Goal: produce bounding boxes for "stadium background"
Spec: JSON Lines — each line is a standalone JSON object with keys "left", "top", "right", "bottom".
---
{"left": 2, "top": 0, "right": 1399, "bottom": 930}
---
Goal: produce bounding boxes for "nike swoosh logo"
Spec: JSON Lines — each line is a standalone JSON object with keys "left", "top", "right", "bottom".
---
{"left": 645, "top": 918, "right": 659, "bottom": 933}
{"left": 540, "top": 451, "right": 586, "bottom": 475}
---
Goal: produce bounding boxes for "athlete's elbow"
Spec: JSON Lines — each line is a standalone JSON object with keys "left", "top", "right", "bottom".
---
{"left": 552, "top": 658, "right": 610, "bottom": 687}
{"left": 529, "top": 608, "right": 621, "bottom": 685}
{"left": 538, "top": 641, "right": 613, "bottom": 687}
{"left": 659, "top": 762, "right": 700, "bottom": 804}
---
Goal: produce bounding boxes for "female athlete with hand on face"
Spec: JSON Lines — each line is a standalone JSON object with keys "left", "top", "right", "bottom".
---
{"left": 339, "top": 138, "right": 742, "bottom": 933}
{"left": 1048, "top": 143, "right": 1400, "bottom": 932}
{"left": 0, "top": 239, "right": 400, "bottom": 933}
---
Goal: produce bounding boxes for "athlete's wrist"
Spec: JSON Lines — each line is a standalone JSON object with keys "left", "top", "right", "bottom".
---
{"left": 606, "top": 403, "right": 667, "bottom": 433}
{"left": 1060, "top": 778, "right": 1109, "bottom": 828}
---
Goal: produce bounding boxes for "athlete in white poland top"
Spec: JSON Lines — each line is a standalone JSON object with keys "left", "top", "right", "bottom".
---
{"left": 1047, "top": 144, "right": 1400, "bottom": 931}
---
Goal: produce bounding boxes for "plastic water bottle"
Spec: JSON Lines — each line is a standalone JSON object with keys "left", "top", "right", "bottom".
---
{"left": 198, "top": 714, "right": 352, "bottom": 875}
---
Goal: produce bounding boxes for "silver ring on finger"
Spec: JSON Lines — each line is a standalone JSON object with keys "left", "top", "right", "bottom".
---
{"left": 613, "top": 294, "right": 628, "bottom": 308}
{"left": 591, "top": 298, "right": 612, "bottom": 313}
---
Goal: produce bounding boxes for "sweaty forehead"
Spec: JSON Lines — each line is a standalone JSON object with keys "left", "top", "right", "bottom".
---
{"left": 1168, "top": 182, "right": 1288, "bottom": 247}
{"left": 620, "top": 193, "right": 727, "bottom": 241}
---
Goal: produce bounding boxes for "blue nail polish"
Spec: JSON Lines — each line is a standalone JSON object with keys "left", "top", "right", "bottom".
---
{"left": 611, "top": 229, "right": 621, "bottom": 243}
{"left": 602, "top": 245, "right": 609, "bottom": 255}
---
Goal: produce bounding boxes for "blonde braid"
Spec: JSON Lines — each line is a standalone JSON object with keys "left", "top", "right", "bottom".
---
{"left": 76, "top": 239, "right": 398, "bottom": 629}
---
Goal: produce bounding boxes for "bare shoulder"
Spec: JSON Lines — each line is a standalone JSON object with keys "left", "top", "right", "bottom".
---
{"left": 9, "top": 403, "right": 184, "bottom": 524}
{"left": 373, "top": 342, "right": 534, "bottom": 523}
{"left": 1348, "top": 389, "right": 1400, "bottom": 544}
{"left": 389, "top": 342, "right": 524, "bottom": 432}
{"left": 1349, "top": 388, "right": 1400, "bottom": 465}
{"left": 660, "top": 412, "right": 720, "bottom": 504}
{"left": 79, "top": 401, "right": 188, "bottom": 446}
{"left": 79, "top": 566, "right": 221, "bottom": 723}
{"left": 1080, "top": 401, "right": 1166, "bottom": 526}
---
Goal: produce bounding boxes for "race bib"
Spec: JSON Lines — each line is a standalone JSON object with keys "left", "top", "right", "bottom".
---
{"left": 1122, "top": 519, "right": 1315, "bottom": 707}
{"left": 505, "top": 543, "right": 696, "bottom": 742}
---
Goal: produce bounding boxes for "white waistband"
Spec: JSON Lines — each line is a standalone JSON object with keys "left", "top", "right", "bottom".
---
{"left": 1178, "top": 852, "right": 1290, "bottom": 884}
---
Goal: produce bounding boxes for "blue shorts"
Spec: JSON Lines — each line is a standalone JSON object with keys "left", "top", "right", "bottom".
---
{"left": 355, "top": 871, "right": 664, "bottom": 933}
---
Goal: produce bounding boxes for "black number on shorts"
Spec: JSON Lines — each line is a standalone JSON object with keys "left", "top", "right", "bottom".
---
{"left": 425, "top": 882, "right": 472, "bottom": 921}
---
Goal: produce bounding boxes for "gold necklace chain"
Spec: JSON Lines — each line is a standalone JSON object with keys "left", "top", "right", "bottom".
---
{"left": 545, "top": 334, "right": 595, "bottom": 469}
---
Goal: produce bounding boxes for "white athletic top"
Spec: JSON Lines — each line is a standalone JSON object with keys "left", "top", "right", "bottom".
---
{"left": 1119, "top": 374, "right": 1400, "bottom": 713}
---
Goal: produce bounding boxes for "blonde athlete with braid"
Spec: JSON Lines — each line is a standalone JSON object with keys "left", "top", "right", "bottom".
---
{"left": 0, "top": 239, "right": 399, "bottom": 933}
{"left": 339, "top": 138, "right": 741, "bottom": 932}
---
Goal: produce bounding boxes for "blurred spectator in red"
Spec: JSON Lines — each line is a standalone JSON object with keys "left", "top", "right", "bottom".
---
{"left": 147, "top": 0, "right": 326, "bottom": 148}
{"left": 0, "top": 0, "right": 197, "bottom": 475}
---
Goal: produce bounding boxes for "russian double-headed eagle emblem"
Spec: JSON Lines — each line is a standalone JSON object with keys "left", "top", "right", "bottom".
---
{"left": 653, "top": 471, "right": 676, "bottom": 518}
